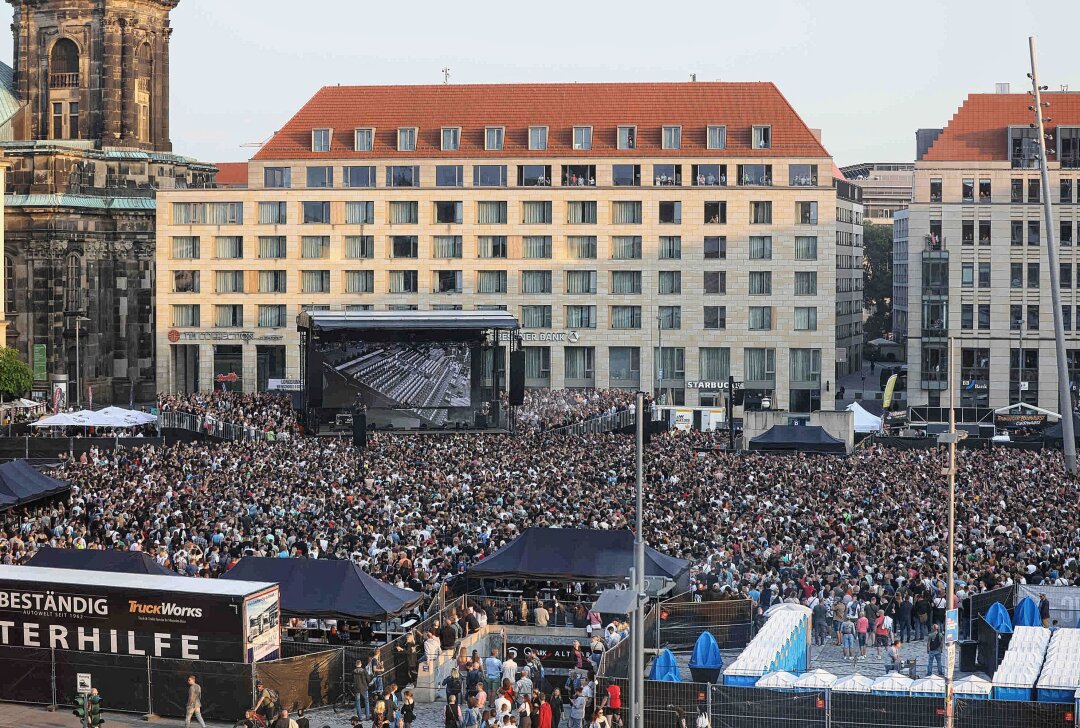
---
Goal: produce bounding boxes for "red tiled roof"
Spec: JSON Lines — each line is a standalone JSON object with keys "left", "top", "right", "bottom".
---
{"left": 252, "top": 82, "right": 830, "bottom": 161}
{"left": 923, "top": 92, "right": 1080, "bottom": 162}
{"left": 214, "top": 162, "right": 249, "bottom": 187}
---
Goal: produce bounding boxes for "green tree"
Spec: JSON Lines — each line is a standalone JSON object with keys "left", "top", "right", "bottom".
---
{"left": 863, "top": 221, "right": 893, "bottom": 343}
{"left": 0, "top": 347, "right": 33, "bottom": 402}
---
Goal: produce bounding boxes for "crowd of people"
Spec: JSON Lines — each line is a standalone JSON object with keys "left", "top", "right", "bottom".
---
{"left": 156, "top": 391, "right": 301, "bottom": 438}
{"left": 513, "top": 389, "right": 639, "bottom": 432}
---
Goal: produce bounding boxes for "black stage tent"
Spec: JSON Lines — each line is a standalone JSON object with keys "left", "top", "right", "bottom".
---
{"left": 467, "top": 527, "right": 691, "bottom": 587}
{"left": 26, "top": 547, "right": 176, "bottom": 576}
{"left": 0, "top": 460, "right": 68, "bottom": 511}
{"left": 1043, "top": 413, "right": 1080, "bottom": 443}
{"left": 221, "top": 557, "right": 423, "bottom": 621}
{"left": 748, "top": 425, "right": 847, "bottom": 454}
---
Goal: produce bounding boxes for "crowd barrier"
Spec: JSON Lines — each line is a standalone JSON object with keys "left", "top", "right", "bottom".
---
{"left": 597, "top": 675, "right": 1078, "bottom": 728}
{"left": 158, "top": 410, "right": 290, "bottom": 443}
{"left": 0, "top": 644, "right": 346, "bottom": 722}
{"left": 656, "top": 595, "right": 755, "bottom": 651}
{"left": 0, "top": 435, "right": 165, "bottom": 461}
{"left": 547, "top": 408, "right": 637, "bottom": 437}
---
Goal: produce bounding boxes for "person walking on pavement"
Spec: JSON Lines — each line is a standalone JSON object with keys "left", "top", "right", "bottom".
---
{"left": 927, "top": 624, "right": 945, "bottom": 677}
{"left": 354, "top": 658, "right": 371, "bottom": 720}
{"left": 185, "top": 675, "right": 206, "bottom": 728}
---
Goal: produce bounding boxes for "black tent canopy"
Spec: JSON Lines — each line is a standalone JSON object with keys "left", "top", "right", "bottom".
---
{"left": 220, "top": 557, "right": 423, "bottom": 621}
{"left": 0, "top": 460, "right": 69, "bottom": 511}
{"left": 467, "top": 527, "right": 691, "bottom": 585}
{"left": 748, "top": 425, "right": 847, "bottom": 454}
{"left": 1044, "top": 413, "right": 1080, "bottom": 443}
{"left": 26, "top": 547, "right": 176, "bottom": 576}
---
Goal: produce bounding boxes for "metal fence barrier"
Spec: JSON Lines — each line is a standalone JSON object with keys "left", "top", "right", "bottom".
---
{"left": 158, "top": 410, "right": 291, "bottom": 443}
{"left": 548, "top": 408, "right": 636, "bottom": 437}
{"left": 657, "top": 597, "right": 755, "bottom": 651}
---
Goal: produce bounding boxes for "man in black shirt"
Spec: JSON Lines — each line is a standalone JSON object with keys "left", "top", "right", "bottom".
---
{"left": 439, "top": 619, "right": 457, "bottom": 651}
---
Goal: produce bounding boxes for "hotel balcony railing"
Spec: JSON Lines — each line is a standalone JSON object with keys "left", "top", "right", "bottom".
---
{"left": 49, "top": 73, "right": 79, "bottom": 88}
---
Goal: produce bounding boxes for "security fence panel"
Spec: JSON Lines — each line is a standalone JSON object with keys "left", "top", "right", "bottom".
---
{"left": 831, "top": 693, "right": 945, "bottom": 728}
{"left": 712, "top": 685, "right": 826, "bottom": 728}
{"left": 643, "top": 678, "right": 711, "bottom": 728}
{"left": 956, "top": 698, "right": 1076, "bottom": 728}
{"left": 151, "top": 656, "right": 253, "bottom": 721}
{"left": 0, "top": 646, "right": 53, "bottom": 705}
{"left": 659, "top": 598, "right": 754, "bottom": 650}
{"left": 54, "top": 650, "right": 150, "bottom": 714}
{"left": 255, "top": 648, "right": 344, "bottom": 712}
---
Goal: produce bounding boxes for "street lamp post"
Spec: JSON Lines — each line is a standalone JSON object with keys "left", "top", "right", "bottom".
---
{"left": 937, "top": 336, "right": 959, "bottom": 728}
{"left": 631, "top": 390, "right": 646, "bottom": 728}
{"left": 656, "top": 311, "right": 664, "bottom": 405}
{"left": 69, "top": 314, "right": 90, "bottom": 410}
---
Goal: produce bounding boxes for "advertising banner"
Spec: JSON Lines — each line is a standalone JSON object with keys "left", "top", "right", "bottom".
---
{"left": 243, "top": 587, "right": 281, "bottom": 662}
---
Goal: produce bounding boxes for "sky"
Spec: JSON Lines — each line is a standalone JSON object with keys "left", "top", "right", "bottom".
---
{"left": 2, "top": 0, "right": 1077, "bottom": 166}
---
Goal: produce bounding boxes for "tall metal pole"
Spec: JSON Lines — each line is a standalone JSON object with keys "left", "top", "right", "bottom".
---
{"left": 75, "top": 319, "right": 81, "bottom": 410}
{"left": 632, "top": 391, "right": 645, "bottom": 728}
{"left": 945, "top": 336, "right": 957, "bottom": 728}
{"left": 657, "top": 312, "right": 664, "bottom": 405}
{"left": 1029, "top": 36, "right": 1077, "bottom": 474}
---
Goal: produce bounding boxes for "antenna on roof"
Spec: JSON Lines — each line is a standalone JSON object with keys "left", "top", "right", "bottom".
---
{"left": 1062, "top": 84, "right": 1070, "bottom": 92}
{"left": 690, "top": 73, "right": 697, "bottom": 82}
{"left": 441, "top": 67, "right": 451, "bottom": 85}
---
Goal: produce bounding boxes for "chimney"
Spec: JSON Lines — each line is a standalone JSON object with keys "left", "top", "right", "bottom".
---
{"left": 809, "top": 128, "right": 823, "bottom": 143}
{"left": 995, "top": 82, "right": 1010, "bottom": 94}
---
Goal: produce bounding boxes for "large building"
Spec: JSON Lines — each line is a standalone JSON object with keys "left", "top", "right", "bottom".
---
{"left": 156, "top": 82, "right": 858, "bottom": 413}
{"left": 899, "top": 91, "right": 1080, "bottom": 410}
{"left": 840, "top": 162, "right": 913, "bottom": 224}
{"left": 1, "top": 0, "right": 215, "bottom": 404}
{"left": 834, "top": 175, "right": 864, "bottom": 377}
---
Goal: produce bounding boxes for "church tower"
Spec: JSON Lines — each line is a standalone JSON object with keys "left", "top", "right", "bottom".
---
{"left": 8, "top": 0, "right": 176, "bottom": 151}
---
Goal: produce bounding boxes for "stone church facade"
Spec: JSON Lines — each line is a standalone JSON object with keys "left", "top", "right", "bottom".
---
{"left": 2, "top": 0, "right": 215, "bottom": 404}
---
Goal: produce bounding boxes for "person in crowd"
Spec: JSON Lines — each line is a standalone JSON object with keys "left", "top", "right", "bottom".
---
{"left": 184, "top": 675, "right": 206, "bottom": 728}
{"left": 400, "top": 690, "right": 416, "bottom": 728}
{"left": 569, "top": 688, "right": 587, "bottom": 728}
{"left": 885, "top": 639, "right": 902, "bottom": 674}
{"left": 354, "top": 659, "right": 371, "bottom": 720}
{"left": 927, "top": 624, "right": 945, "bottom": 677}
{"left": 445, "top": 694, "right": 463, "bottom": 728}
{"left": 1040, "top": 593, "right": 1052, "bottom": 628}
{"left": 271, "top": 709, "right": 298, "bottom": 728}
{"left": 485, "top": 649, "right": 504, "bottom": 695}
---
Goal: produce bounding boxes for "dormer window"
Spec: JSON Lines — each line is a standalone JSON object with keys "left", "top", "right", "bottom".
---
{"left": 662, "top": 125, "right": 681, "bottom": 150}
{"left": 398, "top": 127, "right": 417, "bottom": 152}
{"left": 752, "top": 125, "right": 772, "bottom": 150}
{"left": 441, "top": 127, "right": 460, "bottom": 152}
{"left": 573, "top": 126, "right": 593, "bottom": 151}
{"left": 354, "top": 128, "right": 373, "bottom": 152}
{"left": 528, "top": 126, "right": 547, "bottom": 151}
{"left": 707, "top": 125, "right": 727, "bottom": 150}
{"left": 311, "top": 128, "right": 331, "bottom": 152}
{"left": 485, "top": 127, "right": 505, "bottom": 151}
{"left": 617, "top": 126, "right": 636, "bottom": 150}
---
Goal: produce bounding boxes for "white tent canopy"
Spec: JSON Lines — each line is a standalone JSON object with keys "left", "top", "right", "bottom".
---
{"left": 832, "top": 674, "right": 873, "bottom": 693}
{"left": 911, "top": 675, "right": 946, "bottom": 695}
{"left": 846, "top": 402, "right": 884, "bottom": 433}
{"left": 954, "top": 675, "right": 993, "bottom": 697}
{"left": 0, "top": 398, "right": 44, "bottom": 410}
{"left": 756, "top": 671, "right": 798, "bottom": 689}
{"left": 870, "top": 673, "right": 913, "bottom": 694}
{"left": 32, "top": 407, "right": 157, "bottom": 428}
{"left": 794, "top": 669, "right": 836, "bottom": 690}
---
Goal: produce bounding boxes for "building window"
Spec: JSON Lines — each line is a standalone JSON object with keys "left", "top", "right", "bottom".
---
{"left": 433, "top": 235, "right": 463, "bottom": 259}
{"left": 1029, "top": 221, "right": 1041, "bottom": 246}
{"left": 795, "top": 236, "right": 817, "bottom": 260}
{"left": 979, "top": 178, "right": 991, "bottom": 202}
{"left": 389, "top": 201, "right": 419, "bottom": 225}
{"left": 658, "top": 271, "right": 681, "bottom": 295}
{"left": 1028, "top": 178, "right": 1041, "bottom": 203}
{"left": 391, "top": 236, "right": 418, "bottom": 258}
{"left": 354, "top": 128, "right": 373, "bottom": 152}
{"left": 215, "top": 305, "right": 243, "bottom": 328}
{"left": 662, "top": 125, "right": 681, "bottom": 150}
{"left": 1028, "top": 305, "right": 1040, "bottom": 330}
{"left": 172, "top": 304, "right": 199, "bottom": 327}
{"left": 749, "top": 236, "right": 772, "bottom": 260}
{"left": 794, "top": 306, "right": 817, "bottom": 330}
{"left": 979, "top": 220, "right": 991, "bottom": 244}
{"left": 705, "top": 202, "right": 726, "bottom": 224}
{"left": 343, "top": 166, "right": 376, "bottom": 188}
{"left": 796, "top": 201, "right": 818, "bottom": 224}
{"left": 704, "top": 306, "right": 726, "bottom": 329}
{"left": 610, "top": 306, "right": 641, "bottom": 329}
{"left": 704, "top": 237, "right": 726, "bottom": 259}
{"left": 659, "top": 201, "right": 682, "bottom": 224}
{"left": 389, "top": 270, "right": 418, "bottom": 294}
{"left": 215, "top": 270, "right": 244, "bottom": 293}
{"left": 565, "top": 304, "right": 597, "bottom": 329}
{"left": 612, "top": 236, "right": 641, "bottom": 260}
{"left": 478, "top": 201, "right": 508, "bottom": 224}
{"left": 653, "top": 164, "right": 681, "bottom": 186}
{"left": 609, "top": 347, "right": 640, "bottom": 382}
{"left": 528, "top": 126, "right": 547, "bottom": 151}
{"left": 436, "top": 165, "right": 464, "bottom": 187}
{"left": 345, "top": 236, "right": 373, "bottom": 259}
{"left": 978, "top": 262, "right": 991, "bottom": 288}
{"left": 962, "top": 178, "right": 975, "bottom": 203}
{"left": 473, "top": 165, "right": 507, "bottom": 187}
{"left": 700, "top": 347, "right": 730, "bottom": 381}
{"left": 1063, "top": 221, "right": 1074, "bottom": 246}
{"left": 215, "top": 236, "right": 243, "bottom": 259}
{"left": 311, "top": 128, "right": 331, "bottom": 152}
{"left": 789, "top": 164, "right": 818, "bottom": 186}
{"left": 793, "top": 271, "right": 815, "bottom": 294}
{"left": 522, "top": 201, "right": 552, "bottom": 224}
{"left": 573, "top": 126, "right": 592, "bottom": 150}
{"left": 659, "top": 236, "right": 681, "bottom": 260}
{"left": 750, "top": 201, "right": 772, "bottom": 224}
{"left": 693, "top": 164, "right": 727, "bottom": 187}
{"left": 1011, "top": 179, "right": 1024, "bottom": 203}
{"left": 978, "top": 303, "right": 990, "bottom": 330}
{"left": 441, "top": 127, "right": 460, "bottom": 151}
{"left": 658, "top": 306, "right": 681, "bottom": 330}
{"left": 1011, "top": 220, "right": 1024, "bottom": 246}
{"left": 612, "top": 201, "right": 642, "bottom": 225}
{"left": 566, "top": 270, "right": 597, "bottom": 294}
{"left": 1011, "top": 262, "right": 1023, "bottom": 288}
{"left": 748, "top": 306, "right": 773, "bottom": 330}
{"left": 568, "top": 201, "right": 597, "bottom": 224}
{"left": 171, "top": 236, "right": 200, "bottom": 259}
{"left": 962, "top": 303, "right": 976, "bottom": 329}
{"left": 749, "top": 271, "right": 771, "bottom": 295}
{"left": 930, "top": 178, "right": 943, "bottom": 202}
{"left": 524, "top": 346, "right": 551, "bottom": 381}
{"left": 259, "top": 236, "right": 286, "bottom": 259}
{"left": 564, "top": 347, "right": 595, "bottom": 382}
{"left": 264, "top": 167, "right": 290, "bottom": 188}
{"left": 611, "top": 271, "right": 642, "bottom": 295}
{"left": 434, "top": 270, "right": 462, "bottom": 294}
{"left": 704, "top": 271, "right": 725, "bottom": 294}
{"left": 477, "top": 235, "right": 505, "bottom": 258}
{"left": 302, "top": 201, "right": 330, "bottom": 224}
{"left": 397, "top": 127, "right": 417, "bottom": 151}
{"left": 258, "top": 202, "right": 287, "bottom": 225}
{"left": 522, "top": 236, "right": 552, "bottom": 259}
{"left": 344, "top": 270, "right": 374, "bottom": 293}
{"left": 1062, "top": 179, "right": 1075, "bottom": 204}
{"left": 752, "top": 125, "right": 771, "bottom": 149}
{"left": 477, "top": 270, "right": 507, "bottom": 294}
{"left": 387, "top": 165, "right": 420, "bottom": 188}
{"left": 428, "top": 201, "right": 461, "bottom": 225}
{"left": 569, "top": 236, "right": 597, "bottom": 259}
{"left": 1028, "top": 262, "right": 1040, "bottom": 289}
{"left": 346, "top": 201, "right": 375, "bottom": 225}
{"left": 306, "top": 166, "right": 333, "bottom": 188}
{"left": 485, "top": 126, "right": 504, "bottom": 151}
{"left": 173, "top": 270, "right": 199, "bottom": 293}
{"left": 1010, "top": 304, "right": 1022, "bottom": 330}
{"left": 613, "top": 164, "right": 641, "bottom": 186}
{"left": 617, "top": 126, "right": 636, "bottom": 150}
{"left": 961, "top": 262, "right": 973, "bottom": 287}
{"left": 519, "top": 165, "right": 552, "bottom": 187}
{"left": 258, "top": 271, "right": 286, "bottom": 293}
{"left": 707, "top": 125, "right": 727, "bottom": 150}
{"left": 521, "top": 270, "right": 552, "bottom": 293}
{"left": 521, "top": 305, "right": 552, "bottom": 329}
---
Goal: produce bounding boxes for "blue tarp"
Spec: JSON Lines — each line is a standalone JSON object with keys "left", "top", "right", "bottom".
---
{"left": 986, "top": 602, "right": 1014, "bottom": 633}
{"left": 0, "top": 459, "right": 68, "bottom": 511}
{"left": 221, "top": 557, "right": 423, "bottom": 621}
{"left": 1013, "top": 597, "right": 1041, "bottom": 627}
{"left": 26, "top": 547, "right": 176, "bottom": 576}
{"left": 689, "top": 631, "right": 723, "bottom": 669}
{"left": 649, "top": 648, "right": 682, "bottom": 682}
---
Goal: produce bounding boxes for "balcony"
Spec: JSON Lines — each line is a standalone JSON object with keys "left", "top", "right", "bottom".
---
{"left": 49, "top": 73, "right": 79, "bottom": 88}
